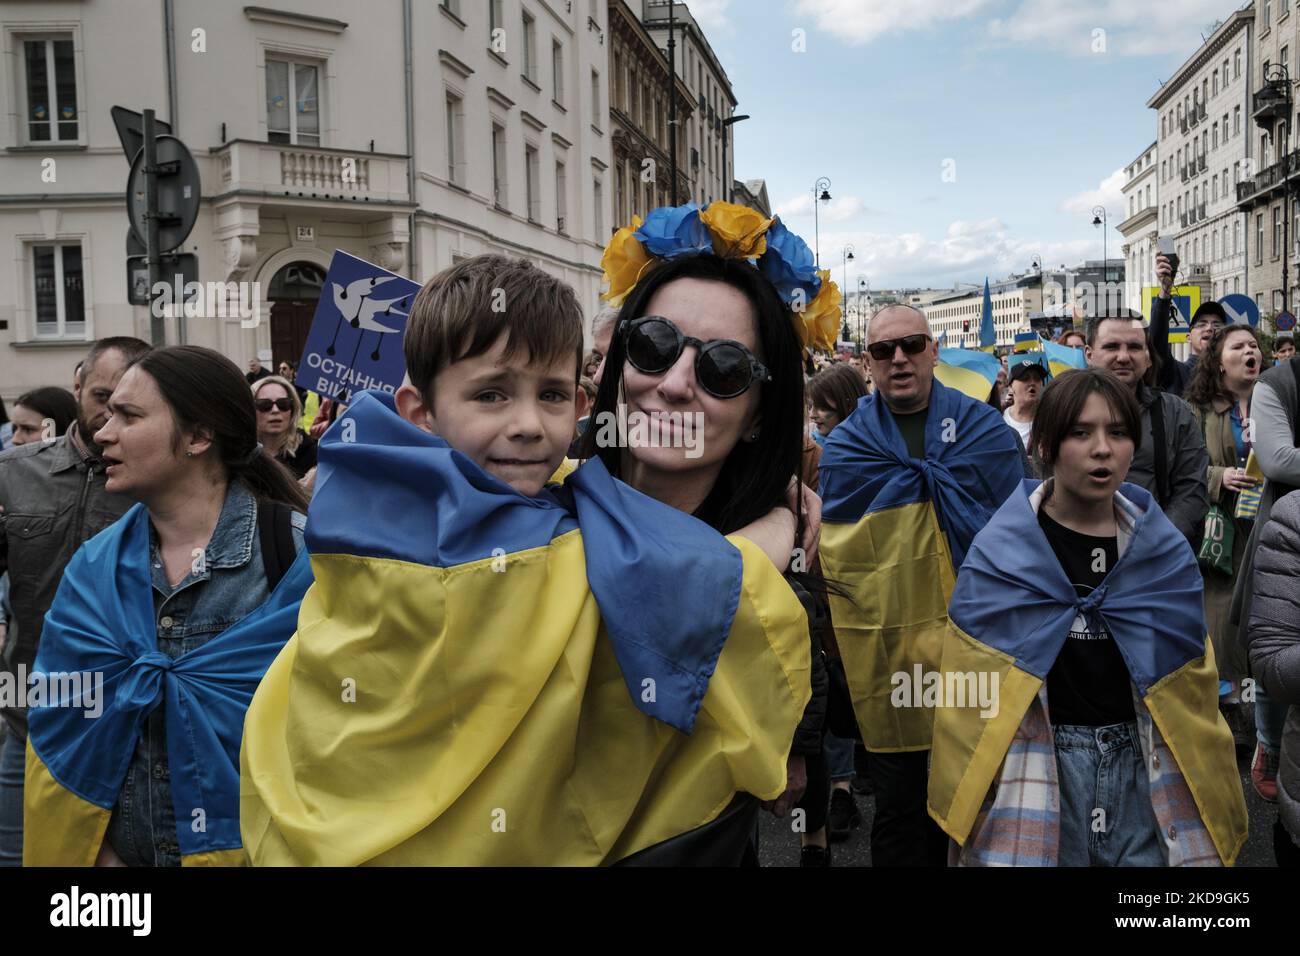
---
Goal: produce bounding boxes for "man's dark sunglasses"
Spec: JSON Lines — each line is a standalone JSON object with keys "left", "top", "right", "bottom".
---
{"left": 866, "top": 333, "right": 932, "bottom": 361}
{"left": 623, "top": 316, "right": 771, "bottom": 399}
{"left": 254, "top": 397, "right": 294, "bottom": 413}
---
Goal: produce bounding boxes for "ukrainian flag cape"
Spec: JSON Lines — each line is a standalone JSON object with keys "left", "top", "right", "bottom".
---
{"left": 928, "top": 480, "right": 1248, "bottom": 864}
{"left": 24, "top": 504, "right": 312, "bottom": 866}
{"left": 240, "top": 391, "right": 810, "bottom": 865}
{"left": 818, "top": 379, "right": 1023, "bottom": 752}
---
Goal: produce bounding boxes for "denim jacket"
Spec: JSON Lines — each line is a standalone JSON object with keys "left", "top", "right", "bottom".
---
{"left": 105, "top": 482, "right": 305, "bottom": 866}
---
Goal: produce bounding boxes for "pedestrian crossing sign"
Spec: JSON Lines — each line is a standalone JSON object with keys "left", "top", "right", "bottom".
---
{"left": 1142, "top": 285, "right": 1200, "bottom": 343}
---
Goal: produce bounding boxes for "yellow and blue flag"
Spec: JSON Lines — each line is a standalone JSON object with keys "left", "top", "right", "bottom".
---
{"left": 936, "top": 347, "right": 1000, "bottom": 402}
{"left": 817, "top": 379, "right": 1024, "bottom": 752}
{"left": 25, "top": 504, "right": 312, "bottom": 866}
{"left": 1042, "top": 339, "right": 1087, "bottom": 378}
{"left": 1013, "top": 331, "right": 1039, "bottom": 353}
{"left": 979, "top": 278, "right": 996, "bottom": 351}
{"left": 928, "top": 480, "right": 1248, "bottom": 864}
{"left": 240, "top": 391, "right": 810, "bottom": 865}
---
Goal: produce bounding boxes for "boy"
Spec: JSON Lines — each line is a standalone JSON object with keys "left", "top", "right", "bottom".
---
{"left": 393, "top": 255, "right": 587, "bottom": 496}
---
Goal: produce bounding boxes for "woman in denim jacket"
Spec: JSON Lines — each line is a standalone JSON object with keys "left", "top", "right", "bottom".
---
{"left": 24, "top": 347, "right": 310, "bottom": 867}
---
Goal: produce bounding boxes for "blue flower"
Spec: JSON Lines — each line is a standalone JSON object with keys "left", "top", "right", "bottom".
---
{"left": 758, "top": 219, "right": 822, "bottom": 304}
{"left": 634, "top": 204, "right": 713, "bottom": 260}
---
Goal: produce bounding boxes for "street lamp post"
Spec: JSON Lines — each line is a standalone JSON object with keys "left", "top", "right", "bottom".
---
{"left": 1091, "top": 205, "right": 1109, "bottom": 288}
{"left": 721, "top": 114, "right": 750, "bottom": 204}
{"left": 841, "top": 243, "right": 855, "bottom": 338}
{"left": 813, "top": 176, "right": 831, "bottom": 268}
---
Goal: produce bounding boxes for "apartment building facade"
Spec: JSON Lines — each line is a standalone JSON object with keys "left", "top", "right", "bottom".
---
{"left": 1118, "top": 141, "right": 1159, "bottom": 313}
{"left": 1147, "top": 8, "right": 1253, "bottom": 307}
{"left": 0, "top": 0, "right": 612, "bottom": 399}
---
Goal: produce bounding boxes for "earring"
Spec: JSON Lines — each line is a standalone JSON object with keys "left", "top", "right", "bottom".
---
{"left": 748, "top": 430, "right": 760, "bottom": 442}
{"left": 185, "top": 451, "right": 194, "bottom": 458}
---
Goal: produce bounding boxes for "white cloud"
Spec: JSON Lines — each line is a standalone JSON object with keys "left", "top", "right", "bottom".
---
{"left": 986, "top": 0, "right": 1235, "bottom": 57}
{"left": 792, "top": 0, "right": 1237, "bottom": 56}
{"left": 1058, "top": 166, "right": 1126, "bottom": 224}
{"left": 775, "top": 192, "right": 872, "bottom": 222}
{"left": 817, "top": 218, "right": 1100, "bottom": 288}
{"left": 791, "top": 0, "right": 995, "bottom": 46}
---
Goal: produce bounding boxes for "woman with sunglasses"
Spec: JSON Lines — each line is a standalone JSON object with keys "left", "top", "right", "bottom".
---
{"left": 580, "top": 230, "right": 831, "bottom": 861}
{"left": 253, "top": 375, "right": 317, "bottom": 480}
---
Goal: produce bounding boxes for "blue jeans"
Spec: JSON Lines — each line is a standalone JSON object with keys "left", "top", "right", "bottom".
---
{"left": 823, "top": 731, "right": 856, "bottom": 783}
{"left": 1055, "top": 722, "right": 1165, "bottom": 867}
{"left": 0, "top": 729, "right": 25, "bottom": 866}
{"left": 1255, "top": 684, "right": 1289, "bottom": 754}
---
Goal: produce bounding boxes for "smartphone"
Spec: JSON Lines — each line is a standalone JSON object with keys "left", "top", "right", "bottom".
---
{"left": 1156, "top": 236, "right": 1179, "bottom": 281}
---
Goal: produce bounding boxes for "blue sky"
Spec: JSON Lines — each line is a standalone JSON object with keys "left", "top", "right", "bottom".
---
{"left": 685, "top": 0, "right": 1250, "bottom": 290}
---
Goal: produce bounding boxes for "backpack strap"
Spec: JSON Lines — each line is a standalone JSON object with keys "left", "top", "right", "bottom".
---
{"left": 1148, "top": 388, "right": 1171, "bottom": 508}
{"left": 257, "top": 499, "right": 298, "bottom": 592}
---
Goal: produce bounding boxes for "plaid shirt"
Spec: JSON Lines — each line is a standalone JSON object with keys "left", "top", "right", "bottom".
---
{"left": 955, "top": 487, "right": 1222, "bottom": 867}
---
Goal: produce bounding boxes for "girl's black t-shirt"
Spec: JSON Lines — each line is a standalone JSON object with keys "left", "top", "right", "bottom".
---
{"left": 1037, "top": 508, "right": 1135, "bottom": 727}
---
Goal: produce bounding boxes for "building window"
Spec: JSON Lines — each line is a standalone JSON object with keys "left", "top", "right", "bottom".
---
{"left": 489, "top": 0, "right": 504, "bottom": 40}
{"left": 267, "top": 58, "right": 321, "bottom": 146}
{"left": 1266, "top": 0, "right": 1273, "bottom": 28}
{"left": 552, "top": 39, "right": 564, "bottom": 104}
{"left": 591, "top": 69, "right": 601, "bottom": 128}
{"left": 492, "top": 122, "right": 507, "bottom": 207}
{"left": 524, "top": 143, "right": 540, "bottom": 222}
{"left": 1213, "top": 69, "right": 1219, "bottom": 96}
{"left": 594, "top": 175, "right": 604, "bottom": 236}
{"left": 1234, "top": 220, "right": 1240, "bottom": 255}
{"left": 1273, "top": 206, "right": 1282, "bottom": 258}
{"left": 31, "top": 243, "right": 85, "bottom": 338}
{"left": 1235, "top": 49, "right": 1241, "bottom": 79}
{"left": 1213, "top": 121, "right": 1219, "bottom": 148}
{"left": 555, "top": 159, "right": 567, "bottom": 234}
{"left": 1213, "top": 173, "right": 1219, "bottom": 200}
{"left": 23, "top": 37, "right": 79, "bottom": 143}
{"left": 521, "top": 11, "right": 537, "bottom": 84}
{"left": 445, "top": 91, "right": 464, "bottom": 184}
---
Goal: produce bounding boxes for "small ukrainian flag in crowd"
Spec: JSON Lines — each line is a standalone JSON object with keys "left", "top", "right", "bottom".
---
{"left": 1042, "top": 339, "right": 1087, "bottom": 378}
{"left": 1013, "top": 331, "right": 1039, "bottom": 353}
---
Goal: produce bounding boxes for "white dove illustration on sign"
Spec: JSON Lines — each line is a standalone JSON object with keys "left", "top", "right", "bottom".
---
{"left": 327, "top": 274, "right": 412, "bottom": 362}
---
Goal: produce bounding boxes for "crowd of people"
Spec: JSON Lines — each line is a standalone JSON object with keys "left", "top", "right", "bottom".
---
{"left": 0, "top": 201, "right": 1298, "bottom": 868}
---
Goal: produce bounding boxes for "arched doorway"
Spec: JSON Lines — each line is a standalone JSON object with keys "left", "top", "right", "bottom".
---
{"left": 268, "top": 261, "right": 326, "bottom": 370}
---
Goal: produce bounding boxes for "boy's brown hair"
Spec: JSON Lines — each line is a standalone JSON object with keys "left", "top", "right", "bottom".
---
{"left": 403, "top": 254, "right": 584, "bottom": 400}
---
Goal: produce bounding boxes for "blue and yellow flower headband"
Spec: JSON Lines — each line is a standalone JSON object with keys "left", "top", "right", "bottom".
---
{"left": 600, "top": 201, "right": 842, "bottom": 353}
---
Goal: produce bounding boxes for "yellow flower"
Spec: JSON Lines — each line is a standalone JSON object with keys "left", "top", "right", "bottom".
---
{"left": 700, "top": 202, "right": 773, "bottom": 260}
{"left": 601, "top": 215, "right": 652, "bottom": 306}
{"left": 796, "top": 271, "right": 841, "bottom": 352}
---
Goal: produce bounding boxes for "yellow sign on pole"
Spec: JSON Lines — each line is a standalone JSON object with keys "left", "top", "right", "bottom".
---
{"left": 1141, "top": 286, "right": 1201, "bottom": 343}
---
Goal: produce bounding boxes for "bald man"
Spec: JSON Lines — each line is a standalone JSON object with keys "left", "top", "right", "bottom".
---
{"left": 817, "top": 305, "right": 1025, "bottom": 866}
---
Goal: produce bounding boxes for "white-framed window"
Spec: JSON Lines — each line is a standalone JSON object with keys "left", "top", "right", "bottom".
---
{"left": 446, "top": 90, "right": 464, "bottom": 184}
{"left": 591, "top": 69, "right": 601, "bottom": 128}
{"left": 552, "top": 39, "right": 564, "bottom": 104}
{"left": 521, "top": 10, "right": 537, "bottom": 84}
{"left": 524, "top": 143, "right": 540, "bottom": 222}
{"left": 555, "top": 159, "right": 568, "bottom": 234}
{"left": 492, "top": 122, "right": 508, "bottom": 207}
{"left": 594, "top": 175, "right": 604, "bottom": 236}
{"left": 489, "top": 0, "right": 504, "bottom": 39}
{"left": 31, "top": 243, "right": 86, "bottom": 339}
{"left": 267, "top": 57, "right": 320, "bottom": 146}
{"left": 21, "top": 35, "right": 79, "bottom": 143}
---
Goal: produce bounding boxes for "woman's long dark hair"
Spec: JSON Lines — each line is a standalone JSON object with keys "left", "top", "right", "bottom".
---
{"left": 579, "top": 255, "right": 806, "bottom": 536}
{"left": 1183, "top": 325, "right": 1266, "bottom": 408}
{"left": 131, "top": 346, "right": 309, "bottom": 512}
